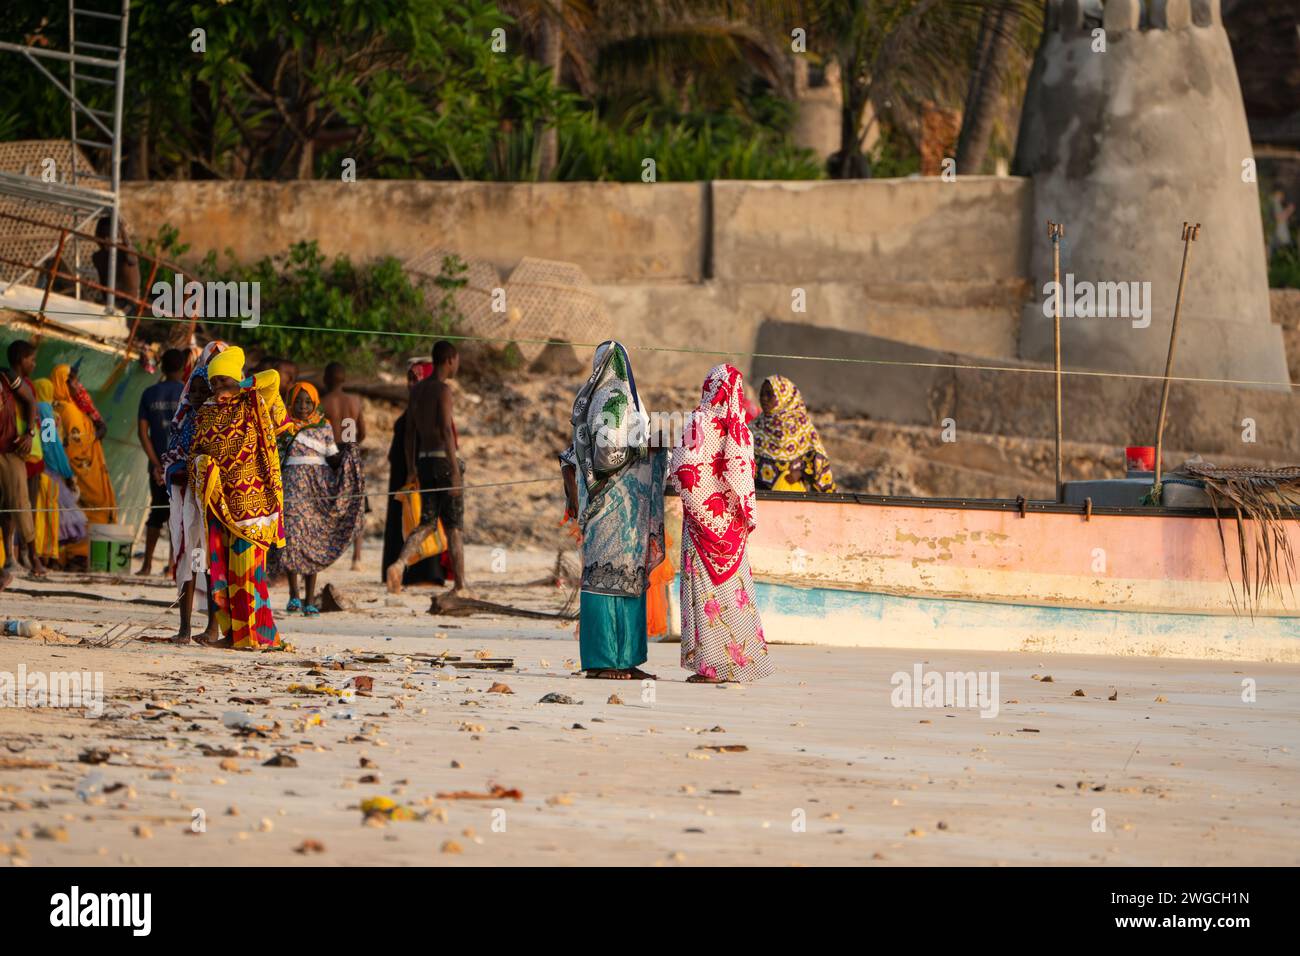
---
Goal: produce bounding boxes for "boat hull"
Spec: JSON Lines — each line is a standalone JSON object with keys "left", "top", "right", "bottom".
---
{"left": 664, "top": 494, "right": 1300, "bottom": 662}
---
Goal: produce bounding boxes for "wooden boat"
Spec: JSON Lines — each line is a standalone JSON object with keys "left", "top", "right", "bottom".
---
{"left": 664, "top": 491, "right": 1300, "bottom": 663}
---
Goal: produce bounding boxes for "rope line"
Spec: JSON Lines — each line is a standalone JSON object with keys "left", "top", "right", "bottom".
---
{"left": 6, "top": 303, "right": 1298, "bottom": 392}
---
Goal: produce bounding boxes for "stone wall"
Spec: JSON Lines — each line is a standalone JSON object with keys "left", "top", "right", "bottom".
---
{"left": 121, "top": 177, "right": 1034, "bottom": 389}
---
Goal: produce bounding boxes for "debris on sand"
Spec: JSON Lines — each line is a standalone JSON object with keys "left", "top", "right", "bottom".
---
{"left": 263, "top": 754, "right": 298, "bottom": 768}
{"left": 319, "top": 584, "right": 357, "bottom": 613}
{"left": 294, "top": 839, "right": 326, "bottom": 854}
{"left": 435, "top": 783, "right": 523, "bottom": 801}
{"left": 695, "top": 744, "right": 748, "bottom": 753}
{"left": 360, "top": 796, "right": 423, "bottom": 822}
{"left": 0, "top": 757, "right": 56, "bottom": 771}
{"left": 1071, "top": 689, "right": 1086, "bottom": 697}
{"left": 487, "top": 682, "right": 514, "bottom": 694}
{"left": 539, "top": 692, "right": 579, "bottom": 705}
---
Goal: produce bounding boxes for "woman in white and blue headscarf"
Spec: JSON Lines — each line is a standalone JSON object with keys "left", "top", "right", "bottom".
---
{"left": 559, "top": 341, "right": 666, "bottom": 680}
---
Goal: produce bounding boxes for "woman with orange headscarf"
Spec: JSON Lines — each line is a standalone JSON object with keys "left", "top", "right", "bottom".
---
{"left": 49, "top": 364, "right": 116, "bottom": 525}
{"left": 189, "top": 346, "right": 286, "bottom": 650}
{"left": 278, "top": 381, "right": 364, "bottom": 616}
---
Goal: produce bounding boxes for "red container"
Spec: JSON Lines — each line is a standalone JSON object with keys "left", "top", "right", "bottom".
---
{"left": 1125, "top": 445, "right": 1155, "bottom": 473}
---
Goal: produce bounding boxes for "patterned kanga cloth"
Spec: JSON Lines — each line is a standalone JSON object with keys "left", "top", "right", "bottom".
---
{"left": 280, "top": 427, "right": 365, "bottom": 575}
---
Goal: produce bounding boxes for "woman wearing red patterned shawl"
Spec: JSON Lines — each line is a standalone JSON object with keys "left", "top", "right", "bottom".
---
{"left": 669, "top": 364, "right": 773, "bottom": 683}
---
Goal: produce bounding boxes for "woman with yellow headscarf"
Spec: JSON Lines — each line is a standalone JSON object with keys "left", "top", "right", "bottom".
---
{"left": 277, "top": 381, "right": 364, "bottom": 616}
{"left": 749, "top": 375, "right": 837, "bottom": 493}
{"left": 188, "top": 346, "right": 287, "bottom": 650}
{"left": 49, "top": 364, "right": 117, "bottom": 525}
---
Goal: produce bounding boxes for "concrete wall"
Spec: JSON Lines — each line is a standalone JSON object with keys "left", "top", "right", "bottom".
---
{"left": 123, "top": 181, "right": 708, "bottom": 283}
{"left": 121, "top": 177, "right": 1035, "bottom": 391}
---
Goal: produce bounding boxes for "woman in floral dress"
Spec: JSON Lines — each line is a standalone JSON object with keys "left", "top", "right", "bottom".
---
{"left": 669, "top": 363, "right": 773, "bottom": 683}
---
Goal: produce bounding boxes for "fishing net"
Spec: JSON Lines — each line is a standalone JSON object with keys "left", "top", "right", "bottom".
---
{"left": 503, "top": 257, "right": 609, "bottom": 363}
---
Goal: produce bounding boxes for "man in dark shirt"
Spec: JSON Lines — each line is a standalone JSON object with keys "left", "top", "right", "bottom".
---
{"left": 136, "top": 348, "right": 186, "bottom": 575}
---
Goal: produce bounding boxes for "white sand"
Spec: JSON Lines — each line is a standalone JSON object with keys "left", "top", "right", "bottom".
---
{"left": 1, "top": 544, "right": 1297, "bottom": 866}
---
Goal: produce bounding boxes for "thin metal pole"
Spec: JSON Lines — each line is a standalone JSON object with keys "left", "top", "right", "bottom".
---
{"left": 1049, "top": 220, "right": 1064, "bottom": 502}
{"left": 1153, "top": 221, "right": 1201, "bottom": 501}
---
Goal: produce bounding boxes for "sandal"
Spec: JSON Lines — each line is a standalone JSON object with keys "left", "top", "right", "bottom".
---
{"left": 302, "top": 604, "right": 320, "bottom": 618}
{"left": 285, "top": 597, "right": 302, "bottom": 614}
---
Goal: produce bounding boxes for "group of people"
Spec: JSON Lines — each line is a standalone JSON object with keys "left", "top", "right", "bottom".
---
{"left": 560, "top": 341, "right": 837, "bottom": 684}
{"left": 155, "top": 344, "right": 371, "bottom": 648}
{"left": 0, "top": 340, "right": 118, "bottom": 589}
{"left": 4, "top": 330, "right": 841, "bottom": 685}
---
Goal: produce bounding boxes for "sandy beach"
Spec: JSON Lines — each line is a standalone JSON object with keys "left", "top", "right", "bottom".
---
{"left": 0, "top": 544, "right": 1296, "bottom": 867}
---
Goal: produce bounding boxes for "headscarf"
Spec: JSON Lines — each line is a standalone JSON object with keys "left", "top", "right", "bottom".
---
{"left": 32, "top": 378, "right": 72, "bottom": 480}
{"left": 409, "top": 360, "right": 434, "bottom": 382}
{"left": 566, "top": 340, "right": 647, "bottom": 506}
{"left": 750, "top": 374, "right": 836, "bottom": 492}
{"left": 669, "top": 364, "right": 756, "bottom": 585}
{"left": 285, "top": 382, "right": 326, "bottom": 430}
{"left": 206, "top": 345, "right": 245, "bottom": 383}
{"left": 64, "top": 360, "right": 103, "bottom": 427}
{"left": 171, "top": 341, "right": 227, "bottom": 429}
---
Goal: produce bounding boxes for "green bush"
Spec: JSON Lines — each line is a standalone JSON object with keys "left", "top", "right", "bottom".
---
{"left": 140, "top": 227, "right": 458, "bottom": 370}
{"left": 556, "top": 112, "right": 822, "bottom": 182}
{"left": 1269, "top": 246, "right": 1300, "bottom": 290}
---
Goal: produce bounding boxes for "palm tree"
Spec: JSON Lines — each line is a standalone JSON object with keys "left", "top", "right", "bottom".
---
{"left": 804, "top": 0, "right": 1038, "bottom": 178}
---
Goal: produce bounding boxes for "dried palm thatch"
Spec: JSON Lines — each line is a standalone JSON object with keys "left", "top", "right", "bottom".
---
{"left": 1182, "top": 463, "right": 1300, "bottom": 617}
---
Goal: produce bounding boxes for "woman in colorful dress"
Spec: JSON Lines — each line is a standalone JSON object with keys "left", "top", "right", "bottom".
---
{"left": 750, "top": 374, "right": 836, "bottom": 493}
{"left": 279, "top": 382, "right": 365, "bottom": 616}
{"left": 188, "top": 346, "right": 286, "bottom": 650}
{"left": 670, "top": 363, "right": 773, "bottom": 683}
{"left": 560, "top": 341, "right": 667, "bottom": 681}
{"left": 32, "top": 378, "right": 86, "bottom": 564}
{"left": 49, "top": 364, "right": 116, "bottom": 525}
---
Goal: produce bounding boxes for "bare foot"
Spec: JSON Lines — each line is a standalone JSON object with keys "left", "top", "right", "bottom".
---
{"left": 350, "top": 559, "right": 362, "bottom": 573}
{"left": 628, "top": 666, "right": 658, "bottom": 681}
{"left": 586, "top": 669, "right": 633, "bottom": 680}
{"left": 686, "top": 674, "right": 726, "bottom": 684}
{"left": 385, "top": 562, "right": 404, "bottom": 594}
{"left": 197, "top": 634, "right": 233, "bottom": 648}
{"left": 135, "top": 565, "right": 152, "bottom": 576}
{"left": 0, "top": 569, "right": 11, "bottom": 592}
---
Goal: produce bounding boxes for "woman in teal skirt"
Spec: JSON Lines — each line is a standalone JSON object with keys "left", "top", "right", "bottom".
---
{"left": 560, "top": 341, "right": 666, "bottom": 680}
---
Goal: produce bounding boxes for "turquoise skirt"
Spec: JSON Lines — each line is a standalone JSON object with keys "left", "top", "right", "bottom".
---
{"left": 578, "top": 591, "right": 648, "bottom": 671}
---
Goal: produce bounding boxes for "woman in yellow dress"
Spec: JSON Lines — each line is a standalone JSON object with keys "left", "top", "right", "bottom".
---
{"left": 49, "top": 365, "right": 117, "bottom": 524}
{"left": 749, "top": 375, "right": 836, "bottom": 493}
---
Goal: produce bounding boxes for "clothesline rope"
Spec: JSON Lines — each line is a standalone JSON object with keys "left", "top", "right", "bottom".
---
{"left": 7, "top": 304, "right": 1299, "bottom": 392}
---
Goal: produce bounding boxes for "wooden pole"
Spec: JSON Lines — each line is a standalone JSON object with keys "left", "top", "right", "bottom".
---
{"left": 1153, "top": 221, "right": 1201, "bottom": 503}
{"left": 1049, "top": 220, "right": 1064, "bottom": 502}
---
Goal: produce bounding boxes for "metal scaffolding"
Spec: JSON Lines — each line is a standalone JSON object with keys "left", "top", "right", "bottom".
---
{"left": 0, "top": 0, "right": 131, "bottom": 309}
